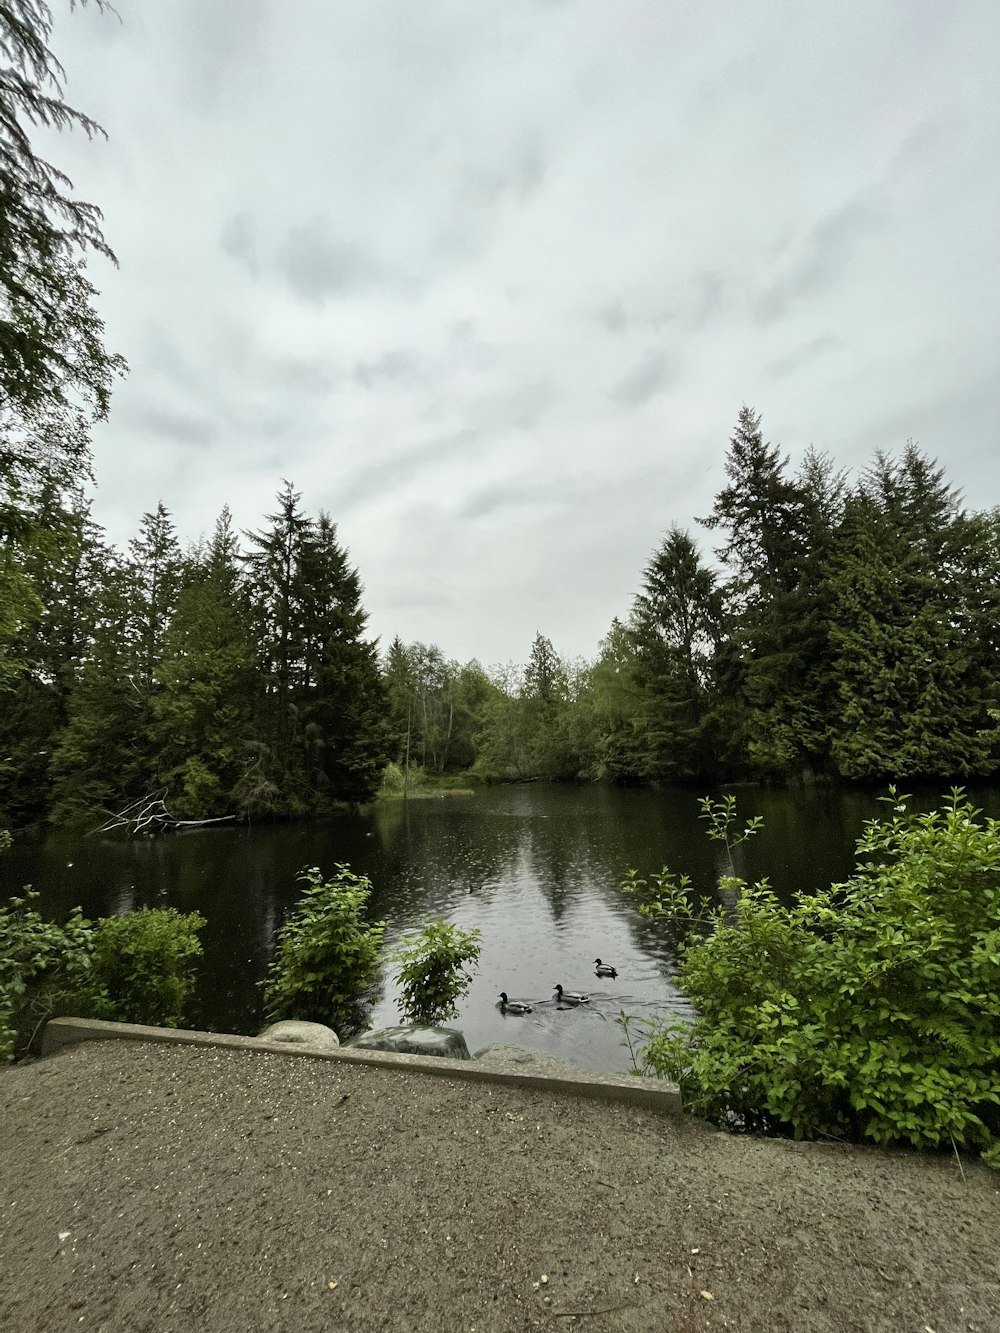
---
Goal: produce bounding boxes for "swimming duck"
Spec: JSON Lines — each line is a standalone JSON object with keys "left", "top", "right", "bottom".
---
{"left": 498, "top": 992, "right": 533, "bottom": 1015}
{"left": 553, "top": 984, "right": 590, "bottom": 1006}
{"left": 594, "top": 958, "right": 618, "bottom": 979}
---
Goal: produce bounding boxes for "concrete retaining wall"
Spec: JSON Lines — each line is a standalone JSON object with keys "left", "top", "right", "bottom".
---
{"left": 41, "top": 1016, "right": 682, "bottom": 1114}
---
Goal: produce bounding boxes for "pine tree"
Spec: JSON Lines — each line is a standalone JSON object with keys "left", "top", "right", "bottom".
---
{"left": 294, "top": 513, "right": 389, "bottom": 803}
{"left": 126, "top": 502, "right": 183, "bottom": 690}
{"left": 629, "top": 527, "right": 723, "bottom": 780}
{"left": 827, "top": 450, "right": 998, "bottom": 779}
{"left": 147, "top": 511, "right": 257, "bottom": 818}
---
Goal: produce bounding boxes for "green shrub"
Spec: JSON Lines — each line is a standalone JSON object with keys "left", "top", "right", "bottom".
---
{"left": 391, "top": 920, "right": 482, "bottom": 1025}
{"left": 91, "top": 907, "right": 206, "bottom": 1027}
{"left": 0, "top": 890, "right": 99, "bottom": 1062}
{"left": 262, "top": 864, "right": 386, "bottom": 1035}
{"left": 626, "top": 790, "right": 1000, "bottom": 1155}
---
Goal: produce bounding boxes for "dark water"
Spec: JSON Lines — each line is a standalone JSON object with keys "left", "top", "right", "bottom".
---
{"left": 4, "top": 783, "right": 996, "bottom": 1074}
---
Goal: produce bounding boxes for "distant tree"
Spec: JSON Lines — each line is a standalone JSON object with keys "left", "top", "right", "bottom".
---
{"left": 294, "top": 512, "right": 390, "bottom": 804}
{"left": 699, "top": 405, "right": 807, "bottom": 605}
{"left": 242, "top": 480, "right": 312, "bottom": 749}
{"left": 147, "top": 513, "right": 256, "bottom": 818}
{"left": 574, "top": 619, "right": 644, "bottom": 782}
{"left": 629, "top": 527, "right": 723, "bottom": 781}
{"left": 126, "top": 503, "right": 182, "bottom": 690}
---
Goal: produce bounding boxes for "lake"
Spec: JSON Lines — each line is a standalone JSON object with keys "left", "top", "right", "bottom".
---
{"left": 4, "top": 782, "right": 995, "bottom": 1074}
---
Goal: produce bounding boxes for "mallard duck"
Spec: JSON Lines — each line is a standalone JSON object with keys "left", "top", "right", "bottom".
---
{"left": 553, "top": 984, "right": 590, "bottom": 1005}
{"left": 498, "top": 992, "right": 533, "bottom": 1015}
{"left": 594, "top": 958, "right": 618, "bottom": 979}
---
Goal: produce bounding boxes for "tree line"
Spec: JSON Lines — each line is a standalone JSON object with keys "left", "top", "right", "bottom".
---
{"left": 3, "top": 405, "right": 999, "bottom": 829}
{"left": 384, "top": 407, "right": 1000, "bottom": 791}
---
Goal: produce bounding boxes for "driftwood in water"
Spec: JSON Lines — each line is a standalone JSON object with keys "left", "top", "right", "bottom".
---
{"left": 93, "top": 791, "right": 240, "bottom": 837}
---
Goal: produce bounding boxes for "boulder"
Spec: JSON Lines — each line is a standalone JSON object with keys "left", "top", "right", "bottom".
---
{"left": 342, "top": 1025, "right": 471, "bottom": 1060}
{"left": 258, "top": 1020, "right": 340, "bottom": 1050}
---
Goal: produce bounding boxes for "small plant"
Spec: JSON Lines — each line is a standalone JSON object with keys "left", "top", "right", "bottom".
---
{"left": 391, "top": 920, "right": 482, "bottom": 1025}
{"left": 91, "top": 908, "right": 205, "bottom": 1028}
{"left": 262, "top": 864, "right": 386, "bottom": 1035}
{"left": 0, "top": 890, "right": 99, "bottom": 1062}
{"left": 698, "top": 793, "right": 763, "bottom": 879}
{"left": 616, "top": 1008, "right": 646, "bottom": 1075}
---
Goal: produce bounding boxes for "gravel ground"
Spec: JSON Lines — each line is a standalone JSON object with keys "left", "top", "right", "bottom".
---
{"left": 1, "top": 1040, "right": 998, "bottom": 1333}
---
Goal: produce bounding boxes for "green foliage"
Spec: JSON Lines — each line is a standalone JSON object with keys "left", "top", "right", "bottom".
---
{"left": 91, "top": 908, "right": 205, "bottom": 1028}
{"left": 628, "top": 791, "right": 1000, "bottom": 1155}
{"left": 0, "top": 889, "right": 98, "bottom": 1062}
{"left": 0, "top": 889, "right": 206, "bottom": 1060}
{"left": 391, "top": 920, "right": 482, "bottom": 1025}
{"left": 262, "top": 864, "right": 386, "bottom": 1034}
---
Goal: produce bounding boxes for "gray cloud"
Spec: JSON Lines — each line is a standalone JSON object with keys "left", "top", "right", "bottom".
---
{"left": 459, "top": 478, "right": 556, "bottom": 521}
{"left": 354, "top": 350, "right": 422, "bottom": 390}
{"left": 275, "top": 218, "right": 408, "bottom": 305}
{"left": 220, "top": 212, "right": 258, "bottom": 276}
{"left": 610, "top": 352, "right": 672, "bottom": 408}
{"left": 266, "top": 356, "right": 338, "bottom": 394}
{"left": 767, "top": 335, "right": 842, "bottom": 380}
{"left": 464, "top": 380, "right": 555, "bottom": 434}
{"left": 339, "top": 428, "right": 481, "bottom": 510}
{"left": 133, "top": 405, "right": 216, "bottom": 448}
{"left": 756, "top": 195, "right": 885, "bottom": 325}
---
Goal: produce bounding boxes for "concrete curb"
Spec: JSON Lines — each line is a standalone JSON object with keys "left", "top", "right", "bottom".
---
{"left": 41, "top": 1016, "right": 682, "bottom": 1115}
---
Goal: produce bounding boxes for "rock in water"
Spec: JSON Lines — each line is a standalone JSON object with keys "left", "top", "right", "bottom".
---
{"left": 342, "top": 1025, "right": 471, "bottom": 1060}
{"left": 258, "top": 1020, "right": 340, "bottom": 1050}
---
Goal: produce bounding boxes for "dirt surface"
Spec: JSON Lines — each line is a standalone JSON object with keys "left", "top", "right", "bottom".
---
{"left": 1, "top": 1041, "right": 997, "bottom": 1333}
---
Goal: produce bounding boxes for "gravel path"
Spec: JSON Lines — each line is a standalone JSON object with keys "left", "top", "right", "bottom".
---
{"left": 1, "top": 1041, "right": 997, "bottom": 1332}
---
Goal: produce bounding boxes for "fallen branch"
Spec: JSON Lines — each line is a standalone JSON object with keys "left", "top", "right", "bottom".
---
{"left": 92, "top": 791, "right": 239, "bottom": 837}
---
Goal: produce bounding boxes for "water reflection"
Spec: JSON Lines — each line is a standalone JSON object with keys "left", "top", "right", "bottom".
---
{"left": 4, "top": 782, "right": 998, "bottom": 1073}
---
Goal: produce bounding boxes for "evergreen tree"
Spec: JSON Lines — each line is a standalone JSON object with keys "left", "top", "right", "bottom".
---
{"left": 826, "top": 451, "right": 998, "bottom": 780}
{"left": 147, "top": 511, "right": 257, "bottom": 818}
{"left": 574, "top": 619, "right": 645, "bottom": 782}
{"left": 0, "top": 1, "right": 122, "bottom": 427}
{"left": 0, "top": 489, "right": 108, "bottom": 821}
{"left": 520, "top": 632, "right": 577, "bottom": 778}
{"left": 293, "top": 513, "right": 389, "bottom": 803}
{"left": 629, "top": 527, "right": 723, "bottom": 780}
{"left": 48, "top": 557, "right": 144, "bottom": 823}
{"left": 126, "top": 502, "right": 182, "bottom": 690}
{"left": 742, "top": 449, "right": 846, "bottom": 776}
{"left": 242, "top": 480, "right": 312, "bottom": 751}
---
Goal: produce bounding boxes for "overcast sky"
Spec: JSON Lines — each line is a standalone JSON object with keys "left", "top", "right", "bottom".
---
{"left": 46, "top": 0, "right": 1000, "bottom": 666}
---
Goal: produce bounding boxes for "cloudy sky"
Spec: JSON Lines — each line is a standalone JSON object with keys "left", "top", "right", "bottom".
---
{"left": 46, "top": 0, "right": 1000, "bottom": 665}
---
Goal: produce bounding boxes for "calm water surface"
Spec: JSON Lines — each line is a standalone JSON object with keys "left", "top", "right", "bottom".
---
{"left": 5, "top": 783, "right": 995, "bottom": 1073}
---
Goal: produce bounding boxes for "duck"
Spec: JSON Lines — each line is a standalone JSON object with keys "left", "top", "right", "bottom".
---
{"left": 498, "top": 992, "right": 533, "bottom": 1015}
{"left": 594, "top": 958, "right": 618, "bottom": 979}
{"left": 553, "top": 984, "right": 590, "bottom": 1006}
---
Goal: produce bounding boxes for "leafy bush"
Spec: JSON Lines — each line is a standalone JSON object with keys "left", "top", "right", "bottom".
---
{"left": 91, "top": 907, "right": 206, "bottom": 1027}
{"left": 0, "top": 890, "right": 99, "bottom": 1062}
{"left": 0, "top": 893, "right": 208, "bottom": 1060}
{"left": 391, "top": 920, "right": 482, "bottom": 1025}
{"left": 626, "top": 790, "right": 1000, "bottom": 1162}
{"left": 262, "top": 864, "right": 386, "bottom": 1034}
